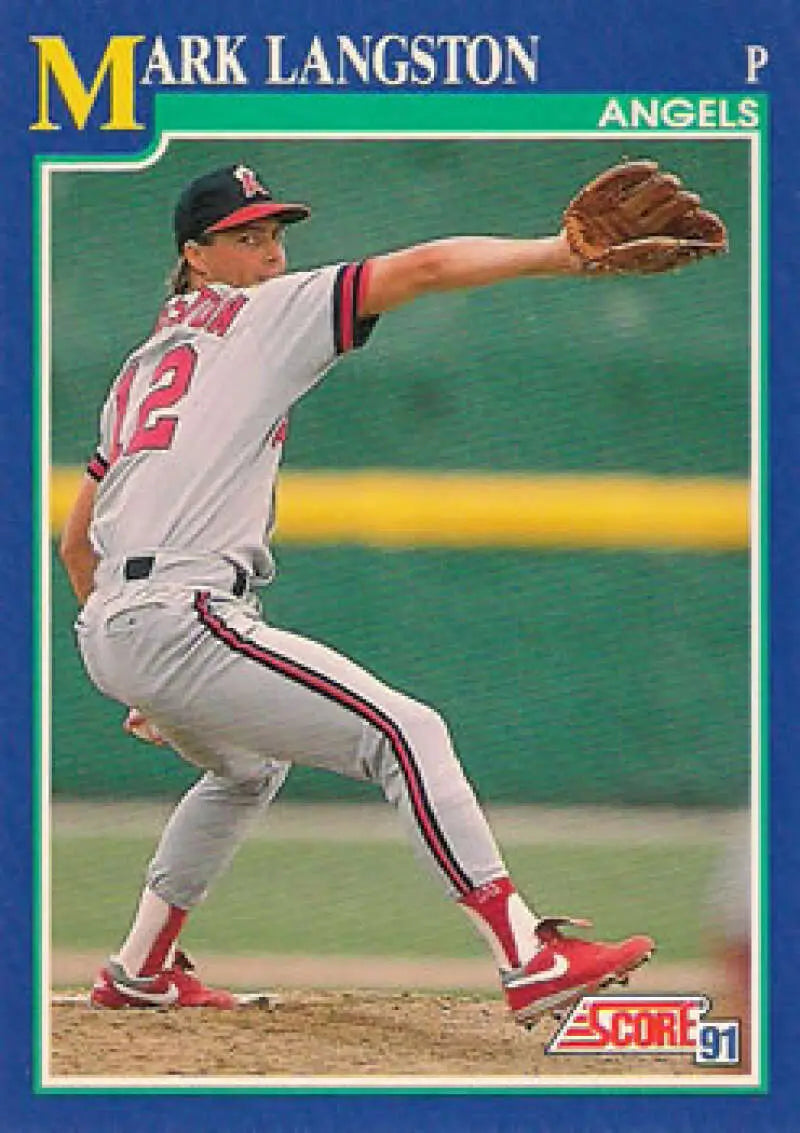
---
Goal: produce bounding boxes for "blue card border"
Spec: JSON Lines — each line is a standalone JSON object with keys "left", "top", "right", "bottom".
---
{"left": 4, "top": 4, "right": 796, "bottom": 1129}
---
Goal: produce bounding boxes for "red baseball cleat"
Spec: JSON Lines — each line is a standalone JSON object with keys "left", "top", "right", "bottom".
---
{"left": 502, "top": 917, "right": 655, "bottom": 1027}
{"left": 90, "top": 949, "right": 237, "bottom": 1009}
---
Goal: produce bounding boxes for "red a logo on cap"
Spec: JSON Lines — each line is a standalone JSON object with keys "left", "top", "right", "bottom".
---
{"left": 233, "top": 165, "right": 265, "bottom": 198}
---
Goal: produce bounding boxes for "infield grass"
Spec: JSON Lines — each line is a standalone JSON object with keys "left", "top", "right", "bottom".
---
{"left": 51, "top": 836, "right": 717, "bottom": 962}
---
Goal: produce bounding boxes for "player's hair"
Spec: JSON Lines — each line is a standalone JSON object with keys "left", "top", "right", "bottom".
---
{"left": 166, "top": 235, "right": 213, "bottom": 297}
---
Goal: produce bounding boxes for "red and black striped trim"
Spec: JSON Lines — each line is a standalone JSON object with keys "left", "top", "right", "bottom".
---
{"left": 193, "top": 590, "right": 474, "bottom": 896}
{"left": 87, "top": 451, "right": 109, "bottom": 482}
{"left": 333, "top": 261, "right": 379, "bottom": 354}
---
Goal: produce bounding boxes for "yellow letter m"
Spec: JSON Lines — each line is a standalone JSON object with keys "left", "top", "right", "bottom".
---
{"left": 30, "top": 35, "right": 144, "bottom": 131}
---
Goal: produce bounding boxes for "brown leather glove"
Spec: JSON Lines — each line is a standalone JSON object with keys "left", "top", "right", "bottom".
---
{"left": 563, "top": 160, "right": 728, "bottom": 274}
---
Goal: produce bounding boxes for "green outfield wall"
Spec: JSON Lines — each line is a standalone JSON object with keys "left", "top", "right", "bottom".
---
{"left": 50, "top": 138, "right": 749, "bottom": 475}
{"left": 47, "top": 136, "right": 752, "bottom": 805}
{"left": 51, "top": 544, "right": 750, "bottom": 805}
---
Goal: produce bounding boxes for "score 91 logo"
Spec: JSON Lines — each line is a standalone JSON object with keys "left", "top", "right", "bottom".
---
{"left": 547, "top": 995, "right": 741, "bottom": 1067}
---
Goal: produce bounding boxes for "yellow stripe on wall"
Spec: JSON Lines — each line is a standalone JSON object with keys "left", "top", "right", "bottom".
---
{"left": 49, "top": 467, "right": 749, "bottom": 551}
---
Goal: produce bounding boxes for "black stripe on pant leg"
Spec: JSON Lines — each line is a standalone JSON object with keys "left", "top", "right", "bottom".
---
{"left": 193, "top": 592, "right": 475, "bottom": 895}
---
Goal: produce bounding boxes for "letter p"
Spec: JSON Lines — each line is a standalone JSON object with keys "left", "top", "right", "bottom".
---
{"left": 745, "top": 44, "right": 769, "bottom": 85}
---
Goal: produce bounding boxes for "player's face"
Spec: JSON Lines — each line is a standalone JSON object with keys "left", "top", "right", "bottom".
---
{"left": 188, "top": 220, "right": 288, "bottom": 288}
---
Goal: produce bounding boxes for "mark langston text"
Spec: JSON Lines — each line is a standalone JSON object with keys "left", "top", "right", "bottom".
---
{"left": 30, "top": 33, "right": 540, "bottom": 130}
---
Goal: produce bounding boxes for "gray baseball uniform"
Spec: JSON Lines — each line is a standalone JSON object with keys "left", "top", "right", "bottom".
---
{"left": 76, "top": 263, "right": 507, "bottom": 908}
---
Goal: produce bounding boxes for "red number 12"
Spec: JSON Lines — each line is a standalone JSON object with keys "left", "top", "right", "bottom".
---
{"left": 109, "top": 344, "right": 197, "bottom": 463}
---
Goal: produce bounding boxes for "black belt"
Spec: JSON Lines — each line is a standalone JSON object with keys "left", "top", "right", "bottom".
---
{"left": 123, "top": 556, "right": 248, "bottom": 597}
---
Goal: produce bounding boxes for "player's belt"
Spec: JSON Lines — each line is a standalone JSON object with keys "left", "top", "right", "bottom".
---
{"left": 123, "top": 555, "right": 248, "bottom": 597}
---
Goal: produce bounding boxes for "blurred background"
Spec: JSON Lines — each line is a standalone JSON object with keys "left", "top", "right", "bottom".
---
{"left": 47, "top": 138, "right": 754, "bottom": 1026}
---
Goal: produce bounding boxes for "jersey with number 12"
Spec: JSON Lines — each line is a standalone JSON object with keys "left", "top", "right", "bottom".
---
{"left": 86, "top": 261, "right": 376, "bottom": 582}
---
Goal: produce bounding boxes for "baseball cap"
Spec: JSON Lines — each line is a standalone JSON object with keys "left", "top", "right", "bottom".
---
{"left": 174, "top": 164, "right": 310, "bottom": 249}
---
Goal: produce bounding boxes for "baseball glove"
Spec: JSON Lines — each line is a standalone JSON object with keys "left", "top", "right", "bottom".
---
{"left": 563, "top": 160, "right": 728, "bottom": 274}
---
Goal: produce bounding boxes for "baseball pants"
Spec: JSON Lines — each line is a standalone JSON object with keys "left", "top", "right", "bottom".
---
{"left": 76, "top": 578, "right": 507, "bottom": 909}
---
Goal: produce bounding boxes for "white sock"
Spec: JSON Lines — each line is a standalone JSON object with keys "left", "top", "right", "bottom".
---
{"left": 115, "top": 887, "right": 176, "bottom": 976}
{"left": 458, "top": 877, "right": 542, "bottom": 969}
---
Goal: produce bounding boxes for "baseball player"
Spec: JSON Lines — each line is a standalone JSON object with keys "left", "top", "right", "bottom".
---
{"left": 59, "top": 161, "right": 724, "bottom": 1025}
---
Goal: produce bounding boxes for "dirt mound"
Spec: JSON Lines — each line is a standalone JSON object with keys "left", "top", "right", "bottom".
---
{"left": 49, "top": 990, "right": 705, "bottom": 1081}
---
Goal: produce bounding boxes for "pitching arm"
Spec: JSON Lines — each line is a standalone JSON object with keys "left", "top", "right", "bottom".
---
{"left": 58, "top": 473, "right": 99, "bottom": 606}
{"left": 59, "top": 474, "right": 167, "bottom": 746}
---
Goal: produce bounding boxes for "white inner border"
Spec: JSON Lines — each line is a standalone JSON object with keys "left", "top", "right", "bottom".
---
{"left": 38, "top": 125, "right": 762, "bottom": 1093}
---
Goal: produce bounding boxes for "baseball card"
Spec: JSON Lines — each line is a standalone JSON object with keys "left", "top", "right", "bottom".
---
{"left": 2, "top": 1, "right": 796, "bottom": 1129}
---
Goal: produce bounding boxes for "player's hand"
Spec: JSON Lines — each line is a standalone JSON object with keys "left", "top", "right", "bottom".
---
{"left": 123, "top": 708, "right": 167, "bottom": 746}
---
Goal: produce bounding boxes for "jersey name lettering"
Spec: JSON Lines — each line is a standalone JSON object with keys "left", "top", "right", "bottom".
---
{"left": 153, "top": 286, "right": 249, "bottom": 337}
